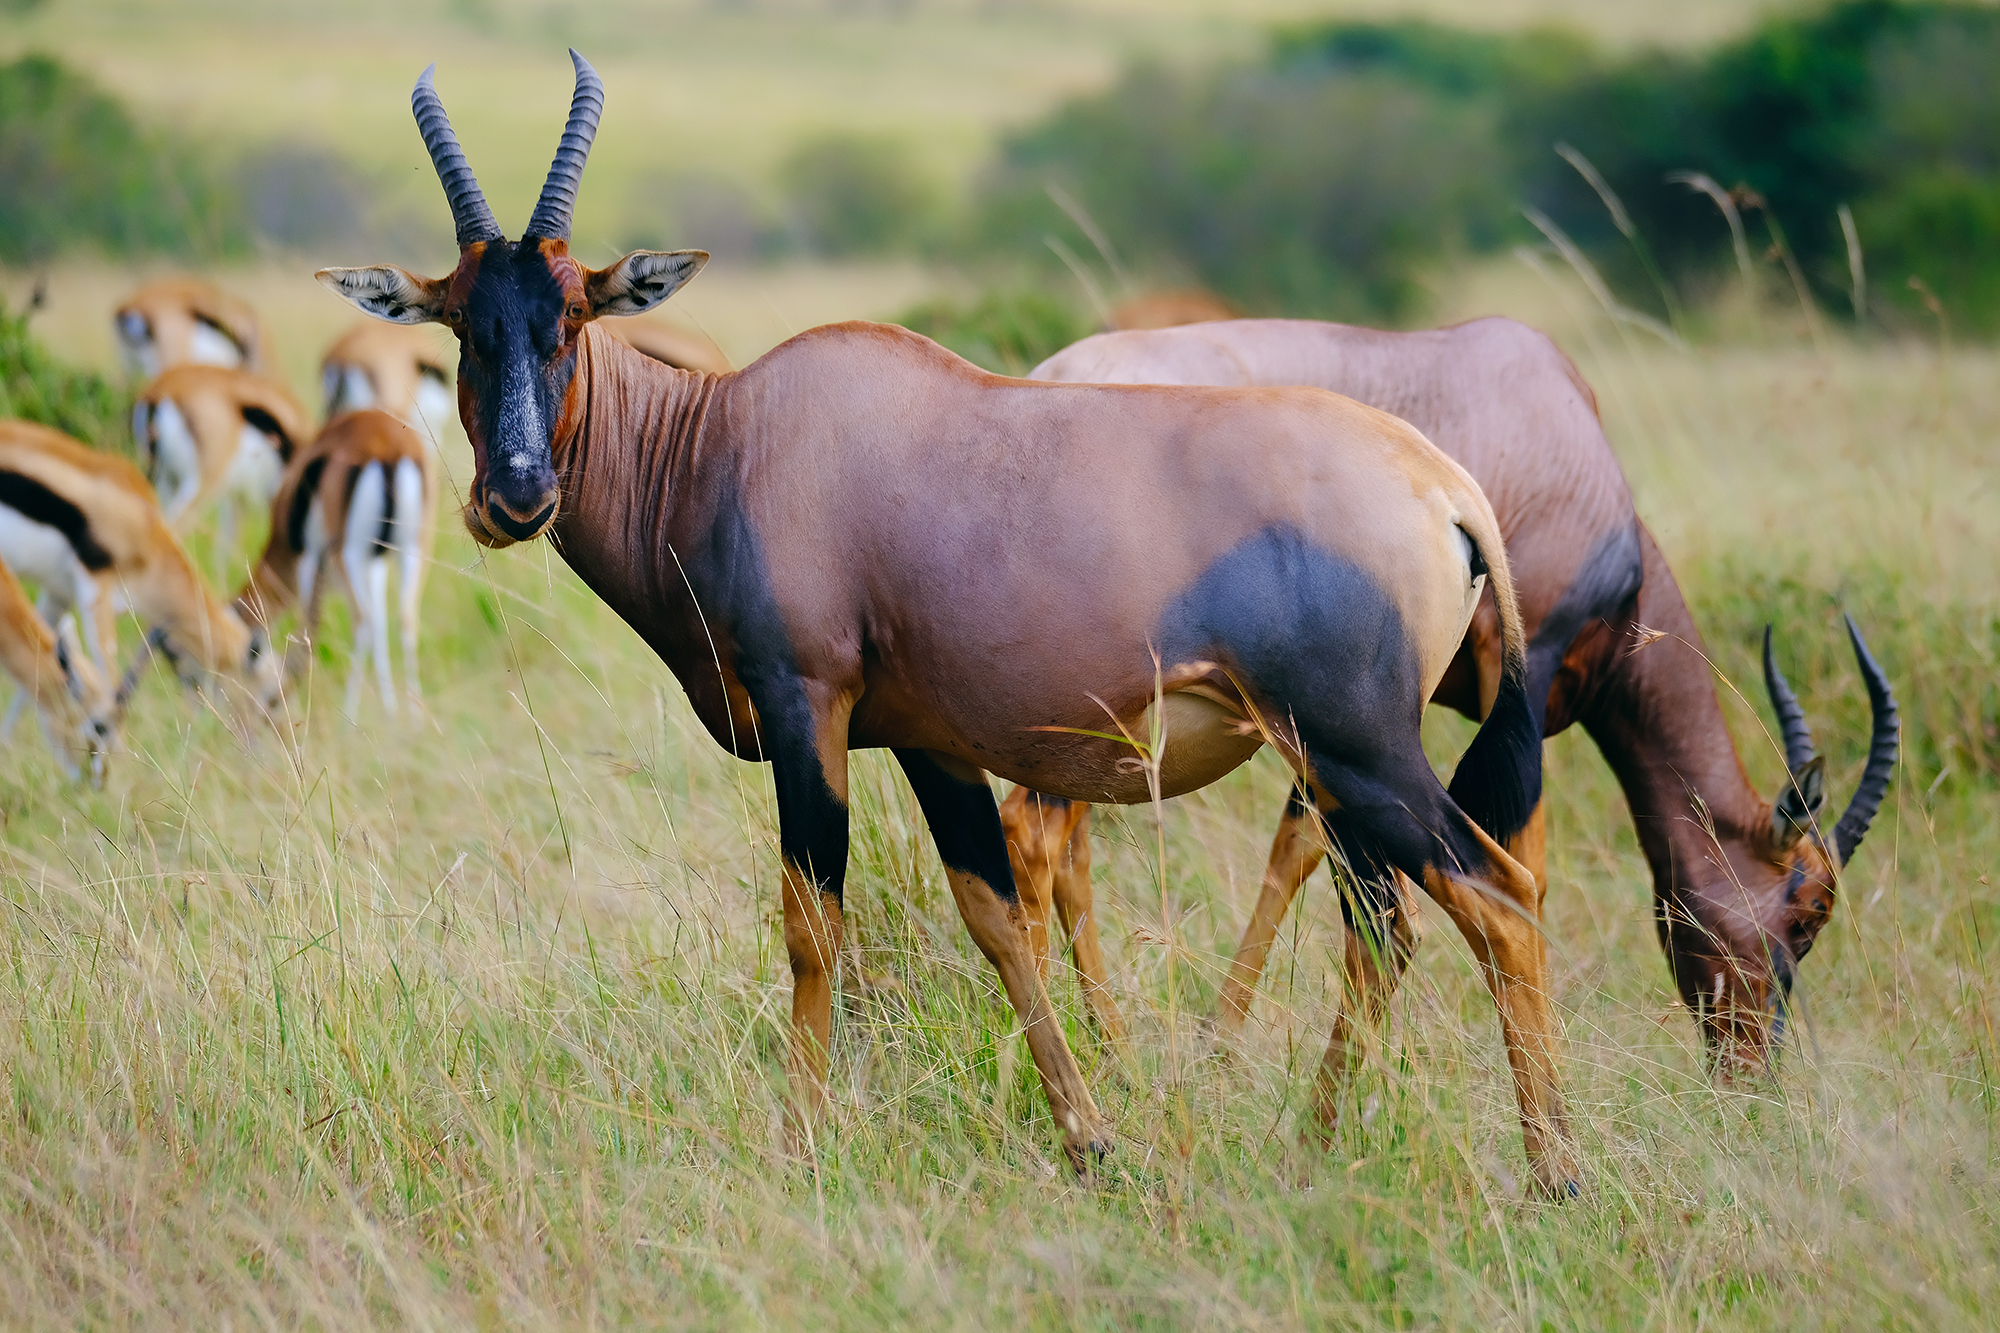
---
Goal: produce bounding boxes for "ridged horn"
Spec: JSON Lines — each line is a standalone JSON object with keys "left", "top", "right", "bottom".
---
{"left": 523, "top": 49, "right": 604, "bottom": 242}
{"left": 1762, "top": 624, "right": 1817, "bottom": 773}
{"left": 1832, "top": 614, "right": 1899, "bottom": 865}
{"left": 413, "top": 64, "right": 502, "bottom": 247}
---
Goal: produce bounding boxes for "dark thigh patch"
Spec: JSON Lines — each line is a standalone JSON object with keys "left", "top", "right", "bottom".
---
{"left": 895, "top": 749, "right": 1018, "bottom": 903}
{"left": 1156, "top": 524, "right": 1423, "bottom": 761}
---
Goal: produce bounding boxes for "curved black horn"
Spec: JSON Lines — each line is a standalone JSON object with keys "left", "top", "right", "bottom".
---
{"left": 1833, "top": 614, "right": 1898, "bottom": 865}
{"left": 413, "top": 65, "right": 502, "bottom": 247}
{"left": 1762, "top": 624, "right": 1817, "bottom": 773}
{"left": 523, "top": 49, "right": 604, "bottom": 242}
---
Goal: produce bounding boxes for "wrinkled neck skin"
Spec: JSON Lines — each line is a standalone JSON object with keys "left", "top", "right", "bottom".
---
{"left": 1580, "top": 522, "right": 1805, "bottom": 1051}
{"left": 541, "top": 326, "right": 749, "bottom": 752}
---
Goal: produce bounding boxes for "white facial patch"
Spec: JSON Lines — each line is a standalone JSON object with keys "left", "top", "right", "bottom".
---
{"left": 499, "top": 368, "right": 544, "bottom": 471}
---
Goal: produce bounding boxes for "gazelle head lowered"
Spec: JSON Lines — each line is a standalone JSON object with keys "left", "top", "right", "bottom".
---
{"left": 316, "top": 51, "right": 706, "bottom": 548}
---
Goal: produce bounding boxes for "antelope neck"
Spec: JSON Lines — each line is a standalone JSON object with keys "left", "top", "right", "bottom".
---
{"left": 1582, "top": 529, "right": 1774, "bottom": 915}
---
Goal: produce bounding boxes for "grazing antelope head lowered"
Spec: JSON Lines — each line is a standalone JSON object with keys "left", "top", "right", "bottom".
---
{"left": 316, "top": 52, "right": 705, "bottom": 547}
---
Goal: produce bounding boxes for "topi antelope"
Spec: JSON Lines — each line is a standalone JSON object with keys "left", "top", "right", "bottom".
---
{"left": 0, "top": 553, "right": 115, "bottom": 784}
{"left": 320, "top": 321, "right": 456, "bottom": 449}
{"left": 315, "top": 52, "right": 1582, "bottom": 1194}
{"left": 0, "top": 421, "right": 284, "bottom": 710}
{"left": 237, "top": 409, "right": 435, "bottom": 717}
{"left": 114, "top": 277, "right": 271, "bottom": 380}
{"left": 132, "top": 365, "right": 308, "bottom": 541}
{"left": 1017, "top": 318, "right": 1899, "bottom": 1079}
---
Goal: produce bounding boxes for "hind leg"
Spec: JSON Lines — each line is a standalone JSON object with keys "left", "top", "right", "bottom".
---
{"left": 391, "top": 458, "right": 427, "bottom": 701}
{"left": 999, "top": 789, "right": 1123, "bottom": 1037}
{"left": 1306, "top": 755, "right": 1578, "bottom": 1197}
{"left": 1308, "top": 867, "right": 1420, "bottom": 1132}
{"left": 1046, "top": 805, "right": 1125, "bottom": 1039}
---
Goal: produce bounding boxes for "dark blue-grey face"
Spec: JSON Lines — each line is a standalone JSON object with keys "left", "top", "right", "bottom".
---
{"left": 449, "top": 238, "right": 589, "bottom": 544}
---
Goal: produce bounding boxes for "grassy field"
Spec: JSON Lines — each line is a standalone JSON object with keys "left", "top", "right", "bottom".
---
{"left": 0, "top": 241, "right": 1994, "bottom": 1328}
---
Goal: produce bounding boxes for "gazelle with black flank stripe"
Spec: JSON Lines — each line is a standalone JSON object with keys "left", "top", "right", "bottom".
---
{"left": 0, "top": 553, "right": 115, "bottom": 783}
{"left": 0, "top": 421, "right": 283, "bottom": 709}
{"left": 132, "top": 365, "right": 309, "bottom": 544}
{"left": 114, "top": 277, "right": 271, "bottom": 380}
{"left": 320, "top": 321, "right": 455, "bottom": 449}
{"left": 237, "top": 409, "right": 435, "bottom": 717}
{"left": 316, "top": 53, "right": 1585, "bottom": 1195}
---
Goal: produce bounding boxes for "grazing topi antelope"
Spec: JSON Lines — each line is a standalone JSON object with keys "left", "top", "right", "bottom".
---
{"left": 1015, "top": 318, "right": 1899, "bottom": 1079}
{"left": 316, "top": 53, "right": 1583, "bottom": 1193}
{"left": 0, "top": 553, "right": 115, "bottom": 783}
{"left": 114, "top": 277, "right": 271, "bottom": 379}
{"left": 237, "top": 408, "right": 435, "bottom": 716}
{"left": 0, "top": 421, "right": 285, "bottom": 708}
{"left": 320, "top": 321, "right": 456, "bottom": 449}
{"left": 132, "top": 364, "right": 308, "bottom": 538}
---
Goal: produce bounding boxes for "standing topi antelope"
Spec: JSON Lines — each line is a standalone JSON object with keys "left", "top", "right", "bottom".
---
{"left": 0, "top": 421, "right": 285, "bottom": 708}
{"left": 0, "top": 553, "right": 116, "bottom": 783}
{"left": 132, "top": 364, "right": 308, "bottom": 541}
{"left": 237, "top": 408, "right": 435, "bottom": 717}
{"left": 320, "top": 321, "right": 456, "bottom": 449}
{"left": 114, "top": 277, "right": 272, "bottom": 380}
{"left": 316, "top": 53, "right": 1583, "bottom": 1194}
{"left": 1011, "top": 318, "right": 1899, "bottom": 1079}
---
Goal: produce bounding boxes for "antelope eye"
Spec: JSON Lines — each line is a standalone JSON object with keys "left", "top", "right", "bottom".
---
{"left": 565, "top": 301, "right": 587, "bottom": 321}
{"left": 443, "top": 308, "right": 464, "bottom": 326}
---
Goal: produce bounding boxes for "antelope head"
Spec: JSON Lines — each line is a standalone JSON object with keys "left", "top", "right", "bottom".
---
{"left": 1668, "top": 615, "right": 1899, "bottom": 1075}
{"left": 316, "top": 51, "right": 707, "bottom": 548}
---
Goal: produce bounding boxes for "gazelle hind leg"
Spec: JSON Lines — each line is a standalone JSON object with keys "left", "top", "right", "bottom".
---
{"left": 340, "top": 463, "right": 389, "bottom": 719}
{"left": 391, "top": 458, "right": 427, "bottom": 700}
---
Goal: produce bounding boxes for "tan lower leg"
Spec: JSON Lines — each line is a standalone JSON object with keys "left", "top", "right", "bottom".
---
{"left": 1047, "top": 807, "right": 1126, "bottom": 1039}
{"left": 782, "top": 867, "right": 843, "bottom": 1143}
{"left": 1215, "top": 802, "right": 1327, "bottom": 1037}
{"left": 998, "top": 787, "right": 1064, "bottom": 982}
{"left": 1422, "top": 853, "right": 1578, "bottom": 1197}
{"left": 1506, "top": 800, "right": 1549, "bottom": 909}
{"left": 946, "top": 866, "right": 1112, "bottom": 1170}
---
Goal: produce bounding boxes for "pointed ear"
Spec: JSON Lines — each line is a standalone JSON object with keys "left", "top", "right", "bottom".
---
{"left": 1772, "top": 753, "right": 1827, "bottom": 850}
{"left": 316, "top": 266, "right": 450, "bottom": 325}
{"left": 585, "top": 249, "right": 708, "bottom": 318}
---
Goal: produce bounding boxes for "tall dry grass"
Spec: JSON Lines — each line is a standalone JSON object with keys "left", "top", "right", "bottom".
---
{"left": 0, "top": 278, "right": 1995, "bottom": 1327}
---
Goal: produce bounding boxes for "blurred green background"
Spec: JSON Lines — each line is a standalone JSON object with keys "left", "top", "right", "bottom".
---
{"left": 3, "top": 0, "right": 1996, "bottom": 350}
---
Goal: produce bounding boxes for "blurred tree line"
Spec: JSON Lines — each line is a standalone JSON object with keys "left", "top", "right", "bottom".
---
{"left": 0, "top": 53, "right": 404, "bottom": 264}
{"left": 967, "top": 0, "right": 2000, "bottom": 333}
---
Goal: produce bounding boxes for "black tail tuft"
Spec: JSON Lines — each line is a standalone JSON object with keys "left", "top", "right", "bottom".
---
{"left": 1446, "top": 646, "right": 1543, "bottom": 844}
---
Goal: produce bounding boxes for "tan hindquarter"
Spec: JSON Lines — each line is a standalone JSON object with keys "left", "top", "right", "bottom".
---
{"left": 0, "top": 421, "right": 248, "bottom": 673}
{"left": 135, "top": 364, "right": 308, "bottom": 522}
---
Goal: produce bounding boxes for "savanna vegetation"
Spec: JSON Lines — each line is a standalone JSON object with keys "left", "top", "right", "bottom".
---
{"left": 0, "top": 0, "right": 1995, "bottom": 1328}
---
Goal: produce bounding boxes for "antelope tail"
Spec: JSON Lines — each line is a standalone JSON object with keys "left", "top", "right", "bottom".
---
{"left": 1445, "top": 518, "right": 1543, "bottom": 843}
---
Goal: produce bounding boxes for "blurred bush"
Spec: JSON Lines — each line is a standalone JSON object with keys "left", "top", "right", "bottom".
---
{"left": 893, "top": 290, "right": 1092, "bottom": 376}
{"left": 0, "top": 52, "right": 397, "bottom": 263}
{"left": 970, "top": 62, "right": 1508, "bottom": 324}
{"left": 0, "top": 53, "right": 247, "bottom": 262}
{"left": 0, "top": 297, "right": 130, "bottom": 450}
{"left": 969, "top": 1, "right": 2000, "bottom": 333}
{"left": 621, "top": 170, "right": 783, "bottom": 264}
{"left": 780, "top": 133, "right": 941, "bottom": 257}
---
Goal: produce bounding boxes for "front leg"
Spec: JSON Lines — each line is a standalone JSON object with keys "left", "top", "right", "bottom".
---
{"left": 898, "top": 750, "right": 1112, "bottom": 1173}
{"left": 764, "top": 679, "right": 853, "bottom": 1147}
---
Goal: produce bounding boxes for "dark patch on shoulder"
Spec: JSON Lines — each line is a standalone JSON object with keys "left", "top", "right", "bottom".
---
{"left": 1523, "top": 518, "right": 1642, "bottom": 732}
{"left": 240, "top": 405, "right": 295, "bottom": 461}
{"left": 285, "top": 456, "right": 329, "bottom": 554}
{"left": 0, "top": 470, "right": 114, "bottom": 571}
